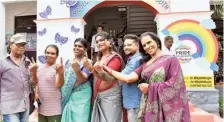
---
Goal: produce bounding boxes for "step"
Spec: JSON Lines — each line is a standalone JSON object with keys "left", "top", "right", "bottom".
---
{"left": 191, "top": 112, "right": 214, "bottom": 122}
{"left": 189, "top": 103, "right": 195, "bottom": 112}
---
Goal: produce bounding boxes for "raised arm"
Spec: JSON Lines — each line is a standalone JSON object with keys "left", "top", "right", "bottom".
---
{"left": 55, "top": 58, "right": 64, "bottom": 88}
{"left": 94, "top": 57, "right": 121, "bottom": 82}
{"left": 104, "top": 65, "right": 139, "bottom": 83}
{"left": 84, "top": 57, "right": 100, "bottom": 78}
{"left": 84, "top": 57, "right": 118, "bottom": 82}
{"left": 72, "top": 59, "right": 89, "bottom": 86}
{"left": 29, "top": 57, "right": 38, "bottom": 85}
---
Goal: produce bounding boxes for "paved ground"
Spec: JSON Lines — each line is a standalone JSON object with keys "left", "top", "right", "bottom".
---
{"left": 1, "top": 105, "right": 223, "bottom": 122}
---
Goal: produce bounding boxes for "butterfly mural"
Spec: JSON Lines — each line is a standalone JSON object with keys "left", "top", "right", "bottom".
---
{"left": 55, "top": 33, "right": 68, "bottom": 45}
{"left": 39, "top": 6, "right": 52, "bottom": 19}
{"left": 38, "top": 28, "right": 47, "bottom": 36}
{"left": 71, "top": 25, "right": 80, "bottom": 34}
{"left": 38, "top": 55, "right": 46, "bottom": 64}
{"left": 60, "top": 0, "right": 77, "bottom": 7}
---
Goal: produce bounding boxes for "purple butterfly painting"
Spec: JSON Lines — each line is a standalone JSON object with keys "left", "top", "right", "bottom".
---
{"left": 38, "top": 28, "right": 47, "bottom": 36}
{"left": 39, "top": 6, "right": 52, "bottom": 19}
{"left": 71, "top": 25, "right": 80, "bottom": 34}
{"left": 60, "top": 0, "right": 77, "bottom": 7}
{"left": 55, "top": 33, "right": 68, "bottom": 45}
{"left": 38, "top": 55, "right": 46, "bottom": 64}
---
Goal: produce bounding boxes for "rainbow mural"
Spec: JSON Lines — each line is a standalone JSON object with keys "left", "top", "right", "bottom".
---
{"left": 162, "top": 19, "right": 219, "bottom": 71}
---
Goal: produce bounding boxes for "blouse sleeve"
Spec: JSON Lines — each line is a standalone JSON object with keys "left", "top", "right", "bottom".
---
{"left": 134, "top": 63, "right": 145, "bottom": 78}
{"left": 107, "top": 57, "right": 121, "bottom": 72}
{"left": 81, "top": 67, "right": 91, "bottom": 78}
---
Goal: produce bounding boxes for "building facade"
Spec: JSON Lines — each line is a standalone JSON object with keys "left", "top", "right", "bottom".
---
{"left": 0, "top": 0, "right": 222, "bottom": 115}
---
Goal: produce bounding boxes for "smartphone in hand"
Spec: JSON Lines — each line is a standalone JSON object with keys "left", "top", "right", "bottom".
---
{"left": 36, "top": 98, "right": 43, "bottom": 106}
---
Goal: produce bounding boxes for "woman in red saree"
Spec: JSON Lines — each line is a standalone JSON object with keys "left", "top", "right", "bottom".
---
{"left": 104, "top": 32, "right": 191, "bottom": 122}
{"left": 84, "top": 31, "right": 124, "bottom": 122}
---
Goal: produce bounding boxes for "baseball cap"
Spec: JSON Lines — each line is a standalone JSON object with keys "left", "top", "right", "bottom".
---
{"left": 10, "top": 34, "right": 27, "bottom": 44}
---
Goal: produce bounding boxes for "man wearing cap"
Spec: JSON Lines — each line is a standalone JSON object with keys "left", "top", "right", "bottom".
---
{"left": 0, "top": 34, "right": 32, "bottom": 122}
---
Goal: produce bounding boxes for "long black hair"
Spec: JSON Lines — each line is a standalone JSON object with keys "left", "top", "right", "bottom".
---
{"left": 139, "top": 32, "right": 162, "bottom": 64}
{"left": 95, "top": 31, "right": 118, "bottom": 60}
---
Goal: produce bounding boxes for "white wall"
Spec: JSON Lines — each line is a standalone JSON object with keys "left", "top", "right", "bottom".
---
{"left": 5, "top": 1, "right": 36, "bottom": 34}
{"left": 0, "top": 2, "right": 6, "bottom": 57}
{"left": 35, "top": 19, "right": 85, "bottom": 65}
{"left": 170, "top": 0, "right": 210, "bottom": 12}
{"left": 4, "top": 0, "right": 212, "bottom": 34}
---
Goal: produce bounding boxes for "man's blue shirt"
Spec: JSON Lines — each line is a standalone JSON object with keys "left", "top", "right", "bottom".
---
{"left": 121, "top": 51, "right": 142, "bottom": 109}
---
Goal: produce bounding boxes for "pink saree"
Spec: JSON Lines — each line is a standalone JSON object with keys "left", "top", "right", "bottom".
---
{"left": 135, "top": 55, "right": 191, "bottom": 122}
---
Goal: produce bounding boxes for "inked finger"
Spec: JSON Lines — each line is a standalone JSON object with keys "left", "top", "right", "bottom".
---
{"left": 60, "top": 57, "right": 63, "bottom": 64}
{"left": 31, "top": 57, "right": 35, "bottom": 63}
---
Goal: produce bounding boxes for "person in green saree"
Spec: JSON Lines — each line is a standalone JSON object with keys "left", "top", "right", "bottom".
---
{"left": 61, "top": 38, "right": 92, "bottom": 122}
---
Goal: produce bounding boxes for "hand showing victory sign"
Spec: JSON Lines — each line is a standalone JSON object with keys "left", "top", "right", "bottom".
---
{"left": 29, "top": 57, "right": 38, "bottom": 73}
{"left": 56, "top": 57, "right": 64, "bottom": 75}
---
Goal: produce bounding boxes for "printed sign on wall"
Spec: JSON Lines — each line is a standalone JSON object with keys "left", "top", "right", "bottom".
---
{"left": 162, "top": 19, "right": 219, "bottom": 88}
{"left": 70, "top": 0, "right": 103, "bottom": 17}
{"left": 69, "top": 0, "right": 171, "bottom": 18}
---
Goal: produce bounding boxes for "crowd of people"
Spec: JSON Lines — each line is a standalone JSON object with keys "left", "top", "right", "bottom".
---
{"left": 0, "top": 26, "right": 191, "bottom": 122}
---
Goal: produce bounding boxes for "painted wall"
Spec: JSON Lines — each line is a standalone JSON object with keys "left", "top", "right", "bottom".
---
{"left": 36, "top": 0, "right": 219, "bottom": 89}
{"left": 155, "top": 12, "right": 218, "bottom": 89}
{"left": 36, "top": 0, "right": 84, "bottom": 65}
{"left": 0, "top": 0, "right": 219, "bottom": 114}
{"left": 3, "top": 0, "right": 212, "bottom": 34}
{"left": 170, "top": 0, "right": 210, "bottom": 12}
{"left": 37, "top": 0, "right": 70, "bottom": 20}
{"left": 35, "top": 19, "right": 85, "bottom": 65}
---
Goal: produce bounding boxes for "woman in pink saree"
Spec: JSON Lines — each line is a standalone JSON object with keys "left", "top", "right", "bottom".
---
{"left": 104, "top": 32, "right": 191, "bottom": 122}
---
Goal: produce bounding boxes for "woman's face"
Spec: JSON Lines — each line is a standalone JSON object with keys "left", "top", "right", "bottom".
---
{"left": 95, "top": 36, "right": 110, "bottom": 52}
{"left": 45, "top": 47, "right": 58, "bottom": 65}
{"left": 73, "top": 41, "right": 86, "bottom": 57}
{"left": 141, "top": 35, "right": 159, "bottom": 56}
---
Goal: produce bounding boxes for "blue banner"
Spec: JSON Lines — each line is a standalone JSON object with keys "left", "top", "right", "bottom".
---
{"left": 70, "top": 0, "right": 103, "bottom": 18}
